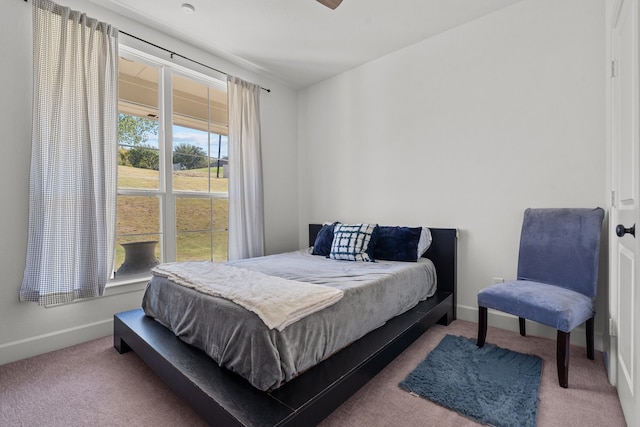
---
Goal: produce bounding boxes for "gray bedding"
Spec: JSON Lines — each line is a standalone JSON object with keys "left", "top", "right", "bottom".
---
{"left": 141, "top": 249, "right": 437, "bottom": 391}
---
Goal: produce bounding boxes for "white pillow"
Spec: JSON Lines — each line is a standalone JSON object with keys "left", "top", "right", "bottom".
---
{"left": 417, "top": 227, "right": 432, "bottom": 258}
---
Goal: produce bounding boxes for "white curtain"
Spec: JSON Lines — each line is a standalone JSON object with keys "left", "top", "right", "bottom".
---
{"left": 227, "top": 76, "right": 265, "bottom": 260}
{"left": 20, "top": 0, "right": 118, "bottom": 305}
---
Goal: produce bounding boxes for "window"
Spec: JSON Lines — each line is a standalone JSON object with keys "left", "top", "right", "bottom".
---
{"left": 114, "top": 49, "right": 228, "bottom": 279}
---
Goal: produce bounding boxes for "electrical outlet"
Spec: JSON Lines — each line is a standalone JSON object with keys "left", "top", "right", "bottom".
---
{"left": 492, "top": 277, "right": 504, "bottom": 284}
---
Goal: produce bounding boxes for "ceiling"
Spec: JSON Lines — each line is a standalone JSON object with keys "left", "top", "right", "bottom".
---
{"left": 89, "top": 0, "right": 523, "bottom": 89}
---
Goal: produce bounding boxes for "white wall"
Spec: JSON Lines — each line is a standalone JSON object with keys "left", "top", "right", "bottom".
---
{"left": 0, "top": 0, "right": 608, "bottom": 364}
{"left": 0, "top": 0, "right": 299, "bottom": 364}
{"left": 298, "top": 0, "right": 608, "bottom": 347}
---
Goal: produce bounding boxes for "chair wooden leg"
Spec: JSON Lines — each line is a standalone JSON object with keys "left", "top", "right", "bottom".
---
{"left": 557, "top": 330, "right": 570, "bottom": 388}
{"left": 519, "top": 317, "right": 526, "bottom": 336}
{"left": 586, "top": 317, "right": 595, "bottom": 360}
{"left": 477, "top": 306, "right": 487, "bottom": 348}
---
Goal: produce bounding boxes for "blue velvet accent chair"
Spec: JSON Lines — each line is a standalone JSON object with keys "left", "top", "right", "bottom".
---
{"left": 477, "top": 208, "right": 605, "bottom": 388}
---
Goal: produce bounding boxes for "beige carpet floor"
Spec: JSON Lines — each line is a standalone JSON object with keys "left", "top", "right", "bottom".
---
{"left": 321, "top": 320, "right": 625, "bottom": 426}
{"left": 0, "top": 319, "right": 626, "bottom": 426}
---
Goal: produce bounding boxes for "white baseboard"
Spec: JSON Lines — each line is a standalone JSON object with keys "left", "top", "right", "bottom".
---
{"left": 0, "top": 279, "right": 147, "bottom": 366}
{"left": 456, "top": 304, "right": 605, "bottom": 352}
{"left": 0, "top": 304, "right": 606, "bottom": 366}
{"left": 0, "top": 318, "right": 113, "bottom": 366}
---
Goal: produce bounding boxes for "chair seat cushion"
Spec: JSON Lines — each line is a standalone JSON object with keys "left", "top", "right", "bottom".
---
{"left": 477, "top": 280, "right": 595, "bottom": 332}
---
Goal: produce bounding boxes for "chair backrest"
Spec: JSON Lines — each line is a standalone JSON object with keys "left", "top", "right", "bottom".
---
{"left": 517, "top": 208, "right": 605, "bottom": 298}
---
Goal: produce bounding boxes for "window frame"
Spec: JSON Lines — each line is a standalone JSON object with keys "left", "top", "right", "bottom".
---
{"left": 111, "top": 46, "right": 228, "bottom": 285}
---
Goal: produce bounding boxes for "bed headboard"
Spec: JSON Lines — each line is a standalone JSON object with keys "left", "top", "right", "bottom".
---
{"left": 308, "top": 224, "right": 457, "bottom": 316}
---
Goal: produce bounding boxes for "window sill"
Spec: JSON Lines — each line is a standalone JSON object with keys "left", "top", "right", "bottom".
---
{"left": 108, "top": 274, "right": 151, "bottom": 288}
{"left": 43, "top": 277, "right": 149, "bottom": 308}
{"left": 105, "top": 275, "right": 150, "bottom": 295}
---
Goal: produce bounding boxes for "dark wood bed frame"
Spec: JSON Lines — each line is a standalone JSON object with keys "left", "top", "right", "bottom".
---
{"left": 113, "top": 225, "right": 457, "bottom": 426}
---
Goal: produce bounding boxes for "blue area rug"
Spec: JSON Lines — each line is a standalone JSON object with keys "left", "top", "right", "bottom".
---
{"left": 400, "top": 334, "right": 542, "bottom": 427}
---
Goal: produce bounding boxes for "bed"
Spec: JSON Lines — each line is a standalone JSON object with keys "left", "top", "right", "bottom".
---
{"left": 113, "top": 224, "right": 457, "bottom": 426}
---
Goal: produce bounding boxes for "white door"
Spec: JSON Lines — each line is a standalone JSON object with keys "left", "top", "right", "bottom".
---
{"left": 611, "top": 0, "right": 640, "bottom": 424}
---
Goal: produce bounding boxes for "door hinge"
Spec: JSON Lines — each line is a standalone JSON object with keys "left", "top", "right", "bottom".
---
{"left": 611, "top": 60, "right": 616, "bottom": 78}
{"left": 611, "top": 190, "right": 616, "bottom": 207}
{"left": 609, "top": 318, "right": 617, "bottom": 337}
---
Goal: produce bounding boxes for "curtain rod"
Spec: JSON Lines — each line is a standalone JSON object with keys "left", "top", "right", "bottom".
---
{"left": 120, "top": 30, "right": 271, "bottom": 93}
{"left": 22, "top": 0, "right": 271, "bottom": 93}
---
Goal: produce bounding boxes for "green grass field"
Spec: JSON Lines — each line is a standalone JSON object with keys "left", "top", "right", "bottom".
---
{"left": 115, "top": 165, "right": 229, "bottom": 271}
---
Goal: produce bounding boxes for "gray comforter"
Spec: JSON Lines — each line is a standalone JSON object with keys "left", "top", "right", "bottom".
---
{"left": 142, "top": 249, "right": 437, "bottom": 391}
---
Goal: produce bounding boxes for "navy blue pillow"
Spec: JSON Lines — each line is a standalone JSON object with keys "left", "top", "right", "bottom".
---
{"left": 312, "top": 222, "right": 339, "bottom": 256}
{"left": 373, "top": 226, "right": 422, "bottom": 262}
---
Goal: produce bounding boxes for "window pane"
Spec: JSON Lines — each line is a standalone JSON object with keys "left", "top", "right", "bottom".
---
{"left": 117, "top": 195, "right": 161, "bottom": 235}
{"left": 172, "top": 125, "right": 211, "bottom": 192}
{"left": 210, "top": 133, "right": 229, "bottom": 190}
{"left": 212, "top": 198, "right": 228, "bottom": 262}
{"left": 177, "top": 232, "right": 211, "bottom": 262}
{"left": 118, "top": 56, "right": 160, "bottom": 190}
{"left": 176, "top": 197, "right": 228, "bottom": 261}
{"left": 115, "top": 195, "right": 161, "bottom": 277}
{"left": 212, "top": 228, "right": 228, "bottom": 262}
{"left": 118, "top": 151, "right": 160, "bottom": 190}
{"left": 172, "top": 74, "right": 227, "bottom": 132}
{"left": 119, "top": 56, "right": 158, "bottom": 111}
{"left": 172, "top": 74, "right": 228, "bottom": 194}
{"left": 176, "top": 231, "right": 228, "bottom": 262}
{"left": 176, "top": 198, "right": 211, "bottom": 232}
